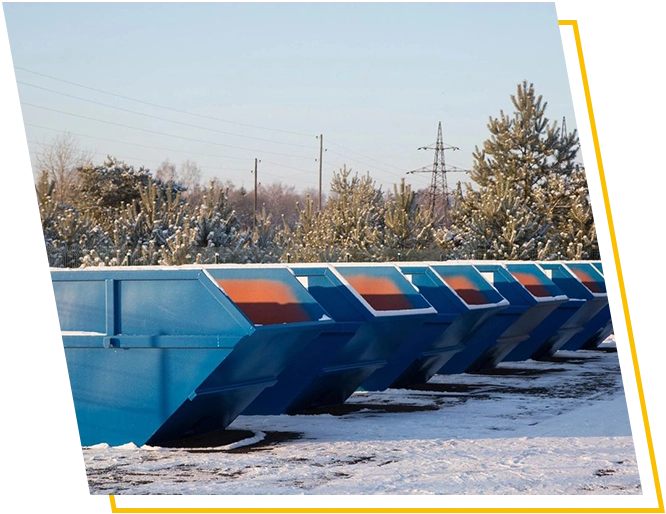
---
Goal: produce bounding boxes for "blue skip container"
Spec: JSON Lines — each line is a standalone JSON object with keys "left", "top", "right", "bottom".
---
{"left": 577, "top": 261, "right": 614, "bottom": 348}
{"left": 210, "top": 265, "right": 359, "bottom": 417}
{"left": 576, "top": 306, "right": 614, "bottom": 349}
{"left": 591, "top": 261, "right": 604, "bottom": 275}
{"left": 322, "top": 263, "right": 446, "bottom": 391}
{"left": 246, "top": 263, "right": 438, "bottom": 411}
{"left": 374, "top": 263, "right": 509, "bottom": 388}
{"left": 557, "top": 262, "right": 612, "bottom": 351}
{"left": 504, "top": 263, "right": 589, "bottom": 362}
{"left": 438, "top": 262, "right": 566, "bottom": 374}
{"left": 52, "top": 265, "right": 342, "bottom": 447}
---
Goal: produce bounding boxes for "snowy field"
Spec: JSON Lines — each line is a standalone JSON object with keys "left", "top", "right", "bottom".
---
{"left": 83, "top": 340, "right": 640, "bottom": 495}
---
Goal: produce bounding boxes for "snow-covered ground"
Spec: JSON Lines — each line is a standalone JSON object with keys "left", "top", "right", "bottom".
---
{"left": 83, "top": 340, "right": 639, "bottom": 495}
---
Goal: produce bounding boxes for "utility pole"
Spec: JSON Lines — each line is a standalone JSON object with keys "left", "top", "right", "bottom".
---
{"left": 318, "top": 134, "right": 324, "bottom": 211}
{"left": 314, "top": 134, "right": 326, "bottom": 210}
{"left": 407, "top": 121, "right": 465, "bottom": 226}
{"left": 252, "top": 158, "right": 258, "bottom": 230}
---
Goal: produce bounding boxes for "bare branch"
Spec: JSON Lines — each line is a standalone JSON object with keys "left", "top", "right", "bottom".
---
{"left": 34, "top": 133, "right": 91, "bottom": 204}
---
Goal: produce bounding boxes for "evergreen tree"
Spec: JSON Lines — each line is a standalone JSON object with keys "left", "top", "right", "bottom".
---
{"left": 470, "top": 81, "right": 579, "bottom": 201}
{"left": 545, "top": 165, "right": 598, "bottom": 259}
{"left": 190, "top": 181, "right": 237, "bottom": 248}
{"left": 438, "top": 174, "right": 553, "bottom": 260}
{"left": 439, "top": 81, "right": 595, "bottom": 260}
{"left": 326, "top": 166, "right": 385, "bottom": 260}
{"left": 35, "top": 154, "right": 285, "bottom": 267}
{"left": 35, "top": 169, "right": 110, "bottom": 267}
{"left": 282, "top": 166, "right": 385, "bottom": 262}
{"left": 73, "top": 156, "right": 183, "bottom": 224}
{"left": 281, "top": 194, "right": 343, "bottom": 262}
{"left": 381, "top": 178, "right": 436, "bottom": 260}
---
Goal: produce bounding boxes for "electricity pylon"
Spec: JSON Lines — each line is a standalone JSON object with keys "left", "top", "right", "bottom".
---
{"left": 407, "top": 121, "right": 463, "bottom": 225}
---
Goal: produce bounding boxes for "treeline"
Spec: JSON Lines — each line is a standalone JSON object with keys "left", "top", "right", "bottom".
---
{"left": 36, "top": 156, "right": 440, "bottom": 266}
{"left": 34, "top": 81, "right": 599, "bottom": 268}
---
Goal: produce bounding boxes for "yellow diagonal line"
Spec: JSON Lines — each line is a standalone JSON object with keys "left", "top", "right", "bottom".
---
{"left": 560, "top": 20, "right": 664, "bottom": 507}
{"left": 108, "top": 493, "right": 664, "bottom": 514}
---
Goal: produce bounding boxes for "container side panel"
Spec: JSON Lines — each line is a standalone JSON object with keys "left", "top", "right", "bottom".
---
{"left": 402, "top": 269, "right": 463, "bottom": 314}
{"left": 65, "top": 347, "right": 232, "bottom": 447}
{"left": 52, "top": 280, "right": 106, "bottom": 333}
{"left": 118, "top": 279, "right": 247, "bottom": 336}
{"left": 296, "top": 271, "right": 366, "bottom": 323}
{"left": 539, "top": 264, "right": 593, "bottom": 300}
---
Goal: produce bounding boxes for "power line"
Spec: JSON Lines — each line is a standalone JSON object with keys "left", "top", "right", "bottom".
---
{"left": 27, "top": 140, "right": 299, "bottom": 183}
{"left": 378, "top": 145, "right": 470, "bottom": 172}
{"left": 17, "top": 80, "right": 316, "bottom": 150}
{"left": 14, "top": 66, "right": 315, "bottom": 138}
{"left": 324, "top": 157, "right": 432, "bottom": 187}
{"left": 28, "top": 122, "right": 429, "bottom": 190}
{"left": 26, "top": 125, "right": 319, "bottom": 184}
{"left": 325, "top": 149, "right": 411, "bottom": 181}
{"left": 262, "top": 160, "right": 312, "bottom": 176}
{"left": 325, "top": 149, "right": 434, "bottom": 193}
{"left": 26, "top": 123, "right": 259, "bottom": 162}
{"left": 28, "top": 140, "right": 248, "bottom": 173}
{"left": 21, "top": 102, "right": 316, "bottom": 161}
{"left": 326, "top": 139, "right": 407, "bottom": 173}
{"left": 325, "top": 140, "right": 442, "bottom": 184}
{"left": 27, "top": 121, "right": 432, "bottom": 193}
{"left": 28, "top": 146, "right": 247, "bottom": 171}
{"left": 16, "top": 67, "right": 439, "bottom": 187}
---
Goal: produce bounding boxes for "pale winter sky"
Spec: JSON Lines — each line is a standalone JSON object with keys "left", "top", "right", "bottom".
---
{"left": 3, "top": 2, "right": 577, "bottom": 193}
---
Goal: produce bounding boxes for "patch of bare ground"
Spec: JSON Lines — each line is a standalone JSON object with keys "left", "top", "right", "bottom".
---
{"left": 151, "top": 429, "right": 304, "bottom": 453}
{"left": 298, "top": 402, "right": 439, "bottom": 416}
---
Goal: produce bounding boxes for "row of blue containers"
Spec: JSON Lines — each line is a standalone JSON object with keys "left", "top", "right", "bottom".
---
{"left": 51, "top": 260, "right": 612, "bottom": 447}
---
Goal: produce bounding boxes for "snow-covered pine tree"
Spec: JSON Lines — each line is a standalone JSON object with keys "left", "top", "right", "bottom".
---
{"left": 326, "top": 166, "right": 385, "bottom": 261}
{"left": 280, "top": 194, "right": 337, "bottom": 262}
{"left": 381, "top": 178, "right": 437, "bottom": 260}
{"left": 281, "top": 166, "right": 385, "bottom": 262}
{"left": 545, "top": 165, "right": 598, "bottom": 259}
{"left": 76, "top": 179, "right": 185, "bottom": 266}
{"left": 35, "top": 169, "right": 111, "bottom": 267}
{"left": 438, "top": 173, "right": 553, "bottom": 260}
{"left": 189, "top": 181, "right": 281, "bottom": 263}
{"left": 439, "top": 81, "right": 595, "bottom": 260}
{"left": 73, "top": 156, "right": 184, "bottom": 225}
{"left": 190, "top": 181, "right": 237, "bottom": 248}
